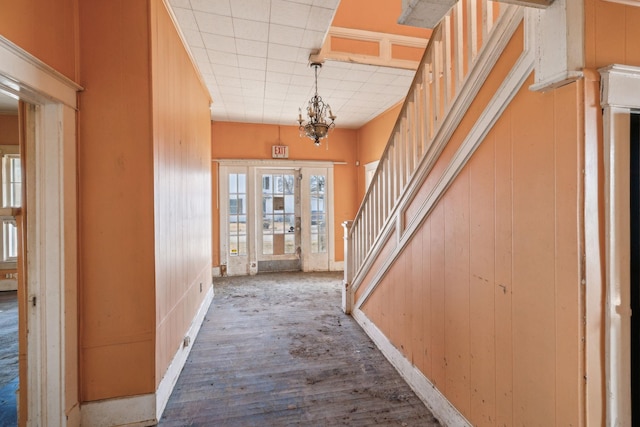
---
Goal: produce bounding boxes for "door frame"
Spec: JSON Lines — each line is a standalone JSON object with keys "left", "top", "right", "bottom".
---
{"left": 599, "top": 64, "right": 640, "bottom": 427}
{"left": 0, "top": 36, "right": 81, "bottom": 425}
{"left": 217, "top": 159, "right": 336, "bottom": 275}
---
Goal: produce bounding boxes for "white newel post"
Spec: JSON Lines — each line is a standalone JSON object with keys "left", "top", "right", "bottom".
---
{"left": 342, "top": 220, "right": 354, "bottom": 314}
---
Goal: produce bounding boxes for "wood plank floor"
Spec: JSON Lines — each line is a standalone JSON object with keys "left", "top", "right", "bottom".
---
{"left": 159, "top": 272, "right": 440, "bottom": 427}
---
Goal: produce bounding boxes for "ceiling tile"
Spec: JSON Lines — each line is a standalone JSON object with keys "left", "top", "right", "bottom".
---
{"left": 230, "top": 0, "right": 271, "bottom": 22}
{"left": 234, "top": 19, "right": 269, "bottom": 41}
{"left": 182, "top": 29, "right": 205, "bottom": 48}
{"left": 195, "top": 12, "right": 234, "bottom": 36}
{"left": 190, "top": 0, "right": 232, "bottom": 16}
{"left": 305, "top": 6, "right": 335, "bottom": 32}
{"left": 239, "top": 67, "right": 265, "bottom": 81}
{"left": 265, "top": 71, "right": 291, "bottom": 84}
{"left": 300, "top": 29, "right": 325, "bottom": 49}
{"left": 207, "top": 50, "right": 239, "bottom": 67}
{"left": 267, "top": 44, "right": 301, "bottom": 62}
{"left": 237, "top": 55, "right": 267, "bottom": 71}
{"left": 202, "top": 33, "right": 236, "bottom": 53}
{"left": 270, "top": 0, "right": 311, "bottom": 28}
{"left": 236, "top": 39, "right": 268, "bottom": 58}
{"left": 169, "top": 0, "right": 191, "bottom": 8}
{"left": 172, "top": 8, "right": 198, "bottom": 31}
{"left": 268, "top": 24, "right": 305, "bottom": 47}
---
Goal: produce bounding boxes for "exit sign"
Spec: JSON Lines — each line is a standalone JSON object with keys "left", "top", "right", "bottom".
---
{"left": 272, "top": 145, "right": 289, "bottom": 158}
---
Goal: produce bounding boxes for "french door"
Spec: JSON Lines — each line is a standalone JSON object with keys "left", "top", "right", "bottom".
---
{"left": 219, "top": 161, "right": 334, "bottom": 275}
{"left": 257, "top": 169, "right": 301, "bottom": 272}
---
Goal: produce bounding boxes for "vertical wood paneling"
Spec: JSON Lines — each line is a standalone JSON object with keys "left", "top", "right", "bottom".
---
{"left": 585, "top": 0, "right": 640, "bottom": 69}
{"left": 443, "top": 170, "right": 470, "bottom": 415}
{"left": 417, "top": 221, "right": 430, "bottom": 375}
{"left": 511, "top": 82, "right": 556, "bottom": 425}
{"left": 468, "top": 137, "right": 496, "bottom": 426}
{"left": 493, "top": 110, "right": 514, "bottom": 427}
{"left": 358, "top": 30, "right": 584, "bottom": 427}
{"left": 429, "top": 204, "right": 446, "bottom": 390}
{"left": 151, "top": 0, "right": 212, "bottom": 385}
{"left": 553, "top": 82, "right": 581, "bottom": 427}
{"left": 79, "top": 0, "right": 156, "bottom": 401}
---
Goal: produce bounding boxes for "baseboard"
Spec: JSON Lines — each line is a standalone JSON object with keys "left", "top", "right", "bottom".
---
{"left": 80, "top": 285, "right": 214, "bottom": 427}
{"left": 0, "top": 279, "right": 17, "bottom": 291}
{"left": 352, "top": 308, "right": 472, "bottom": 427}
{"left": 329, "top": 260, "right": 344, "bottom": 271}
{"left": 80, "top": 394, "right": 156, "bottom": 427}
{"left": 155, "top": 284, "right": 214, "bottom": 419}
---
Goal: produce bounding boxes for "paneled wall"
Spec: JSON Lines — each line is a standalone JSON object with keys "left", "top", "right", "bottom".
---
{"left": 78, "top": 0, "right": 156, "bottom": 401}
{"left": 150, "top": 0, "right": 212, "bottom": 384}
{"left": 585, "top": 0, "right": 640, "bottom": 69}
{"left": 360, "top": 75, "right": 583, "bottom": 425}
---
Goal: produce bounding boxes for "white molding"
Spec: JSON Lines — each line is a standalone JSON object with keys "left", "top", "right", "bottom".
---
{"left": 603, "top": 0, "right": 640, "bottom": 6}
{"left": 527, "top": 0, "right": 584, "bottom": 91}
{"left": 215, "top": 159, "right": 337, "bottom": 168}
{"left": 350, "top": 4, "right": 526, "bottom": 300}
{"left": 352, "top": 308, "right": 472, "bottom": 427}
{"left": 599, "top": 63, "right": 638, "bottom": 427}
{"left": 156, "top": 284, "right": 214, "bottom": 420}
{"left": 80, "top": 394, "right": 156, "bottom": 427}
{"left": 0, "top": 36, "right": 80, "bottom": 427}
{"left": 0, "top": 36, "right": 81, "bottom": 108}
{"left": 329, "top": 260, "right": 343, "bottom": 271}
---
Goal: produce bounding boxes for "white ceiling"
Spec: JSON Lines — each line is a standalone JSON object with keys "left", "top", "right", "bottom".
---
{"left": 0, "top": 91, "right": 18, "bottom": 114}
{"left": 168, "top": 0, "right": 417, "bottom": 129}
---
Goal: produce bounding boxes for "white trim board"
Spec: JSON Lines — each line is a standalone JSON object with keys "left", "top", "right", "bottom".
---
{"left": 80, "top": 285, "right": 215, "bottom": 426}
{"left": 352, "top": 308, "right": 472, "bottom": 427}
{"left": 598, "top": 63, "right": 640, "bottom": 427}
{"left": 0, "top": 35, "right": 81, "bottom": 426}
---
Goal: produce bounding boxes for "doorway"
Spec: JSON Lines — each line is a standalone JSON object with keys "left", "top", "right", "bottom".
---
{"left": 258, "top": 170, "right": 301, "bottom": 272}
{"left": 218, "top": 160, "right": 335, "bottom": 275}
{"left": 631, "top": 112, "right": 639, "bottom": 420}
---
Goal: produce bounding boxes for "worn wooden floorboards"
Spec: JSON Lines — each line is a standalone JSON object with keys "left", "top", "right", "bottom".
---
{"left": 159, "top": 272, "right": 440, "bottom": 427}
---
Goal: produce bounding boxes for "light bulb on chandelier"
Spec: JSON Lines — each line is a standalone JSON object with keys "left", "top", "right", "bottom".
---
{"left": 297, "top": 62, "right": 336, "bottom": 148}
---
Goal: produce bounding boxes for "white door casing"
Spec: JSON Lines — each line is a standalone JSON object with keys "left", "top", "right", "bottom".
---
{"left": 599, "top": 64, "right": 640, "bottom": 427}
{"left": 0, "top": 35, "right": 81, "bottom": 426}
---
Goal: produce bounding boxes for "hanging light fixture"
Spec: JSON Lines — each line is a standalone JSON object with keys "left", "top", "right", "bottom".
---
{"left": 297, "top": 62, "right": 336, "bottom": 147}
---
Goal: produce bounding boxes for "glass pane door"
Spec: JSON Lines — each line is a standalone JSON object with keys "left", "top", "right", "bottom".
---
{"left": 259, "top": 170, "right": 300, "bottom": 272}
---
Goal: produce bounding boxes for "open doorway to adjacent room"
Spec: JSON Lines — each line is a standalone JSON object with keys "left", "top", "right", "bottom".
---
{"left": 0, "top": 91, "right": 21, "bottom": 426}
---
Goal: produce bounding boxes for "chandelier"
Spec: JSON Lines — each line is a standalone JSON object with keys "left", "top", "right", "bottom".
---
{"left": 297, "top": 62, "right": 336, "bottom": 147}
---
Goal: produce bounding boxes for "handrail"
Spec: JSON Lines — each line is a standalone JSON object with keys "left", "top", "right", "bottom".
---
{"left": 346, "top": 0, "right": 509, "bottom": 289}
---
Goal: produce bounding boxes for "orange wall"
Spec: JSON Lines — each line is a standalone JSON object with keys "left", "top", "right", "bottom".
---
{"left": 333, "top": 0, "right": 430, "bottom": 39}
{"left": 356, "top": 14, "right": 586, "bottom": 423}
{"left": 151, "top": 0, "right": 212, "bottom": 384}
{"left": 356, "top": 103, "right": 402, "bottom": 200}
{"left": 78, "top": 0, "right": 156, "bottom": 401}
{"left": 585, "top": 0, "right": 640, "bottom": 69}
{"left": 211, "top": 122, "right": 358, "bottom": 262}
{"left": 363, "top": 73, "right": 583, "bottom": 426}
{"left": 0, "top": 0, "right": 78, "bottom": 81}
{"left": 0, "top": 114, "right": 19, "bottom": 145}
